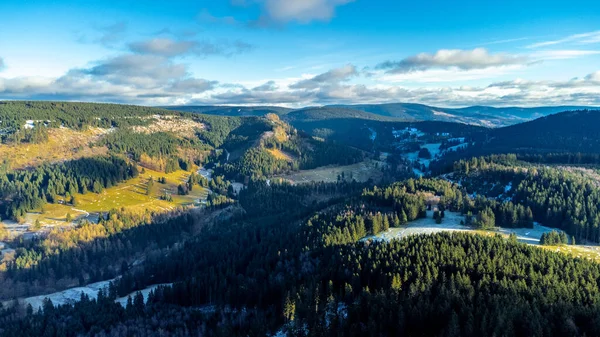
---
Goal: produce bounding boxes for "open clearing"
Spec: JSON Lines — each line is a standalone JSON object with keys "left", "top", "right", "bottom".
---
{"left": 267, "top": 148, "right": 294, "bottom": 161}
{"left": 277, "top": 160, "right": 384, "bottom": 184}
{"left": 1, "top": 168, "right": 209, "bottom": 238}
{"left": 131, "top": 115, "right": 205, "bottom": 138}
{"left": 365, "top": 210, "right": 600, "bottom": 262}
{"left": 0, "top": 127, "right": 109, "bottom": 169}
{"left": 402, "top": 143, "right": 442, "bottom": 169}
{"left": 9, "top": 279, "right": 173, "bottom": 310}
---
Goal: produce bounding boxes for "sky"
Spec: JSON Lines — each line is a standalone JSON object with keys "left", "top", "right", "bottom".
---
{"left": 1, "top": 0, "right": 600, "bottom": 107}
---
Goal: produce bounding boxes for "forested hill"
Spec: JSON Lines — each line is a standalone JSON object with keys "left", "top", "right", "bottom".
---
{"left": 486, "top": 109, "right": 600, "bottom": 153}
{"left": 4, "top": 177, "right": 600, "bottom": 336}
{"left": 0, "top": 101, "right": 172, "bottom": 129}
{"left": 428, "top": 109, "right": 600, "bottom": 170}
{"left": 164, "top": 105, "right": 293, "bottom": 117}
{"left": 5, "top": 100, "right": 600, "bottom": 336}
{"left": 284, "top": 107, "right": 398, "bottom": 122}
{"left": 165, "top": 103, "right": 600, "bottom": 127}
{"left": 330, "top": 103, "right": 598, "bottom": 127}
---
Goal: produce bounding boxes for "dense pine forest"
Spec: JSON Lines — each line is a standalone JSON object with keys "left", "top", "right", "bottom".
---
{"left": 0, "top": 156, "right": 138, "bottom": 221}
{"left": 0, "top": 101, "right": 162, "bottom": 143}
{"left": 2, "top": 102, "right": 600, "bottom": 336}
{"left": 2, "top": 179, "right": 600, "bottom": 336}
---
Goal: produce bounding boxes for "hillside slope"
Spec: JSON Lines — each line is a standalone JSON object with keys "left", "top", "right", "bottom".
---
{"left": 486, "top": 109, "right": 600, "bottom": 154}
{"left": 167, "top": 103, "right": 600, "bottom": 126}
{"left": 165, "top": 105, "right": 293, "bottom": 117}
{"left": 331, "top": 103, "right": 598, "bottom": 127}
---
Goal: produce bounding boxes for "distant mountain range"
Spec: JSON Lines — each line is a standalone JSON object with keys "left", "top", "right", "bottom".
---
{"left": 165, "top": 103, "right": 600, "bottom": 127}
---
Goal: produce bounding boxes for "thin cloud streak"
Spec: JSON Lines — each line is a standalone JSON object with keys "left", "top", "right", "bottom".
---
{"left": 527, "top": 30, "right": 600, "bottom": 48}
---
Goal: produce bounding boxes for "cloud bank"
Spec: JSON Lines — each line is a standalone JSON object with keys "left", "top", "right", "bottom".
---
{"left": 290, "top": 64, "right": 357, "bottom": 89}
{"left": 1, "top": 43, "right": 599, "bottom": 107}
{"left": 201, "top": 0, "right": 354, "bottom": 27}
{"left": 262, "top": 0, "right": 354, "bottom": 24}
{"left": 377, "top": 48, "right": 530, "bottom": 74}
{"left": 129, "top": 38, "right": 254, "bottom": 57}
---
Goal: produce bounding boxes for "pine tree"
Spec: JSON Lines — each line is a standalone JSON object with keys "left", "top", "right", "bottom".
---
{"left": 393, "top": 214, "right": 401, "bottom": 227}
{"left": 400, "top": 210, "right": 408, "bottom": 224}
{"left": 383, "top": 215, "right": 390, "bottom": 231}
{"left": 33, "top": 219, "right": 41, "bottom": 230}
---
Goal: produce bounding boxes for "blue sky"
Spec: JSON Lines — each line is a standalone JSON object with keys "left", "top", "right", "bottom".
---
{"left": 1, "top": 0, "right": 599, "bottom": 107}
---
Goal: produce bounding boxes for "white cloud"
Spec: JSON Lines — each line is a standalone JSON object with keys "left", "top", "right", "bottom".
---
{"left": 263, "top": 0, "right": 354, "bottom": 24}
{"left": 0, "top": 57, "right": 4, "bottom": 71}
{"left": 586, "top": 71, "right": 600, "bottom": 81}
{"left": 82, "top": 54, "right": 188, "bottom": 88}
{"left": 129, "top": 38, "right": 254, "bottom": 57}
{"left": 208, "top": 70, "right": 600, "bottom": 107}
{"left": 130, "top": 38, "right": 198, "bottom": 57}
{"left": 252, "top": 80, "right": 279, "bottom": 91}
{"left": 1, "top": 48, "right": 599, "bottom": 108}
{"left": 531, "top": 49, "right": 600, "bottom": 60}
{"left": 197, "top": 9, "right": 240, "bottom": 26}
{"left": 377, "top": 48, "right": 530, "bottom": 74}
{"left": 290, "top": 64, "right": 357, "bottom": 89}
{"left": 527, "top": 30, "right": 600, "bottom": 48}
{"left": 378, "top": 65, "right": 526, "bottom": 83}
{"left": 0, "top": 53, "right": 218, "bottom": 104}
{"left": 217, "top": 0, "right": 354, "bottom": 26}
{"left": 77, "top": 22, "right": 128, "bottom": 47}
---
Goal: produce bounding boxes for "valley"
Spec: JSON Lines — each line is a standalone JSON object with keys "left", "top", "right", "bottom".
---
{"left": 4, "top": 2, "right": 600, "bottom": 334}
{"left": 2, "top": 101, "right": 600, "bottom": 336}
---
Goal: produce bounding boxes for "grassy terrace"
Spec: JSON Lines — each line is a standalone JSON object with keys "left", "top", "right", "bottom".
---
{"left": 0, "top": 127, "right": 109, "bottom": 169}
{"left": 2, "top": 167, "right": 209, "bottom": 236}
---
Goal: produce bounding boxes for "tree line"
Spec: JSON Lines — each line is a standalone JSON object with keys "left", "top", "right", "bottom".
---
{"left": 0, "top": 156, "right": 138, "bottom": 221}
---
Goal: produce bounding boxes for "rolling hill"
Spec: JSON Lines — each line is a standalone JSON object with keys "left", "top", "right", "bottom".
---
{"left": 165, "top": 105, "right": 293, "bottom": 117}
{"left": 330, "top": 103, "right": 600, "bottom": 127}
{"left": 166, "top": 103, "right": 600, "bottom": 128}
{"left": 486, "top": 109, "right": 600, "bottom": 153}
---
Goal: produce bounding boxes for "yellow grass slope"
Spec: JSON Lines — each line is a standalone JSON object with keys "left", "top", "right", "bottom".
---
{"left": 0, "top": 127, "right": 108, "bottom": 169}
{"left": 15, "top": 168, "right": 209, "bottom": 231}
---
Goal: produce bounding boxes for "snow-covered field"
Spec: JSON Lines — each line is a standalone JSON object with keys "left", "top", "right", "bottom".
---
{"left": 365, "top": 210, "right": 569, "bottom": 246}
{"left": 393, "top": 127, "right": 425, "bottom": 138}
{"left": 368, "top": 127, "right": 377, "bottom": 141}
{"left": 10, "top": 280, "right": 174, "bottom": 310}
{"left": 422, "top": 143, "right": 442, "bottom": 157}
{"left": 497, "top": 223, "right": 562, "bottom": 245}
{"left": 15, "top": 279, "right": 116, "bottom": 310}
{"left": 412, "top": 168, "right": 425, "bottom": 177}
{"left": 403, "top": 143, "right": 442, "bottom": 169}
{"left": 441, "top": 142, "right": 468, "bottom": 155}
{"left": 197, "top": 167, "right": 213, "bottom": 180}
{"left": 231, "top": 182, "right": 244, "bottom": 194}
{"left": 364, "top": 211, "right": 470, "bottom": 242}
{"left": 115, "top": 283, "right": 173, "bottom": 306}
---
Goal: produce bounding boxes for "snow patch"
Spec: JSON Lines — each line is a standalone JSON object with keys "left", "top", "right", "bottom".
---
{"left": 197, "top": 167, "right": 213, "bottom": 180}
{"left": 363, "top": 211, "right": 471, "bottom": 242}
{"left": 17, "top": 279, "right": 116, "bottom": 310}
{"left": 368, "top": 127, "right": 377, "bottom": 141}
{"left": 13, "top": 280, "right": 174, "bottom": 311}
{"left": 116, "top": 283, "right": 173, "bottom": 307}
{"left": 432, "top": 110, "right": 455, "bottom": 118}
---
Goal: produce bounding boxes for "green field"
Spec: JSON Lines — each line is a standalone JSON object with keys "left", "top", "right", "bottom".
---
{"left": 3, "top": 168, "right": 209, "bottom": 235}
